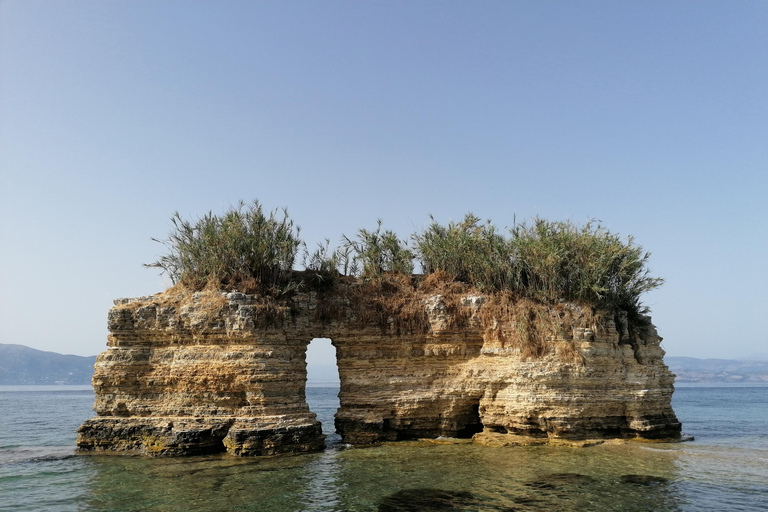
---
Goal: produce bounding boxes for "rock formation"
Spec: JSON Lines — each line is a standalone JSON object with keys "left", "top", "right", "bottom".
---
{"left": 77, "top": 278, "right": 681, "bottom": 456}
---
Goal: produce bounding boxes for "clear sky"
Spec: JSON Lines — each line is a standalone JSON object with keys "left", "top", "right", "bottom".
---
{"left": 1, "top": 1, "right": 765, "bottom": 361}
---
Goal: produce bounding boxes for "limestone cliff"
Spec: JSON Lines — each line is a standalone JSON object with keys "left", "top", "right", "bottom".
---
{"left": 77, "top": 279, "right": 681, "bottom": 456}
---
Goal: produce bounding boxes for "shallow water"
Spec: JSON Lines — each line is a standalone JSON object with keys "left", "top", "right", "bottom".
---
{"left": 1, "top": 386, "right": 766, "bottom": 511}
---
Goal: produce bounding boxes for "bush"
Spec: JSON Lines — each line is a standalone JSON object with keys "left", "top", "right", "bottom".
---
{"left": 413, "top": 215, "right": 662, "bottom": 314}
{"left": 509, "top": 218, "right": 663, "bottom": 312}
{"left": 146, "top": 201, "right": 662, "bottom": 315}
{"left": 342, "top": 220, "right": 414, "bottom": 278}
{"left": 300, "top": 239, "right": 340, "bottom": 291}
{"left": 146, "top": 200, "right": 302, "bottom": 294}
{"left": 413, "top": 213, "right": 515, "bottom": 292}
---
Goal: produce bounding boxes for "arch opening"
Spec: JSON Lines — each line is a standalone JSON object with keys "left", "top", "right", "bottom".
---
{"left": 305, "top": 338, "right": 341, "bottom": 441}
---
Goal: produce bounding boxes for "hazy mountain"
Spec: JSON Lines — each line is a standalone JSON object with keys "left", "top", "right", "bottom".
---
{"left": 737, "top": 353, "right": 768, "bottom": 362}
{"left": 0, "top": 342, "right": 339, "bottom": 387}
{"left": 0, "top": 343, "right": 96, "bottom": 385}
{"left": 3, "top": 342, "right": 764, "bottom": 386}
{"left": 666, "top": 356, "right": 768, "bottom": 384}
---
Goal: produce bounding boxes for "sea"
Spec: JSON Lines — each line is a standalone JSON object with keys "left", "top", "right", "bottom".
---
{"left": 0, "top": 385, "right": 766, "bottom": 512}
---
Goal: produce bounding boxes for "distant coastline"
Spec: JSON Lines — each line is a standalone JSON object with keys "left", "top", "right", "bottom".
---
{"left": 0, "top": 343, "right": 96, "bottom": 385}
{"left": 666, "top": 356, "right": 768, "bottom": 385}
{"left": 2, "top": 343, "right": 766, "bottom": 386}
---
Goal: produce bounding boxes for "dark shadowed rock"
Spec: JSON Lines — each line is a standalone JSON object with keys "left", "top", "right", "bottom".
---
{"left": 378, "top": 488, "right": 477, "bottom": 511}
{"left": 620, "top": 474, "right": 669, "bottom": 486}
{"left": 524, "top": 472, "right": 597, "bottom": 490}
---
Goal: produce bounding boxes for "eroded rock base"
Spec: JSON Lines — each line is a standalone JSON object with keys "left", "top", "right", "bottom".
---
{"left": 77, "top": 417, "right": 324, "bottom": 457}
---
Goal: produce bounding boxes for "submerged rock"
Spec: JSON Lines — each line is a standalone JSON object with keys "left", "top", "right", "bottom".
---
{"left": 524, "top": 473, "right": 597, "bottom": 490}
{"left": 620, "top": 474, "right": 670, "bottom": 486}
{"left": 378, "top": 489, "right": 477, "bottom": 512}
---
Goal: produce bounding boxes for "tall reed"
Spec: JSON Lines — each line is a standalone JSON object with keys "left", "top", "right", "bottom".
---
{"left": 146, "top": 201, "right": 662, "bottom": 315}
{"left": 146, "top": 200, "right": 302, "bottom": 294}
{"left": 342, "top": 220, "right": 414, "bottom": 278}
{"left": 509, "top": 218, "right": 662, "bottom": 312}
{"left": 413, "top": 215, "right": 662, "bottom": 314}
{"left": 413, "top": 214, "right": 515, "bottom": 292}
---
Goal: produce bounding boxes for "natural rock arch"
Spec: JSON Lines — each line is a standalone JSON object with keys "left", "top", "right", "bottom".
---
{"left": 77, "top": 284, "right": 681, "bottom": 456}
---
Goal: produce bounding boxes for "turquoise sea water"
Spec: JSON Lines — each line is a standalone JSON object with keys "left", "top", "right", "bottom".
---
{"left": 0, "top": 385, "right": 766, "bottom": 511}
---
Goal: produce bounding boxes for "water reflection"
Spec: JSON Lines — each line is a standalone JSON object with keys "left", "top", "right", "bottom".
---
{"left": 79, "top": 444, "right": 669, "bottom": 511}
{"left": 78, "top": 438, "right": 768, "bottom": 511}
{"left": 330, "top": 442, "right": 685, "bottom": 512}
{"left": 84, "top": 452, "right": 324, "bottom": 511}
{"left": 298, "top": 449, "right": 344, "bottom": 511}
{"left": 76, "top": 384, "right": 768, "bottom": 512}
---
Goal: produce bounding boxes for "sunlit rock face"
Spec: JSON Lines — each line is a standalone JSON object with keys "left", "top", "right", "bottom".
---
{"left": 77, "top": 283, "right": 680, "bottom": 456}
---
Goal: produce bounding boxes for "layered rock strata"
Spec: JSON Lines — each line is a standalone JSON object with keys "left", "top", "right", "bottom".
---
{"left": 77, "top": 283, "right": 681, "bottom": 456}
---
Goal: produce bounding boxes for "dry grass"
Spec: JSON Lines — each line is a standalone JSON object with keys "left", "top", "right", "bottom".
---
{"left": 311, "top": 271, "right": 598, "bottom": 364}
{"left": 418, "top": 271, "right": 474, "bottom": 330}
{"left": 315, "top": 271, "right": 480, "bottom": 334}
{"left": 418, "top": 270, "right": 471, "bottom": 295}
{"left": 556, "top": 340, "right": 586, "bottom": 365}
{"left": 335, "top": 275, "right": 430, "bottom": 334}
{"left": 479, "top": 296, "right": 549, "bottom": 359}
{"left": 122, "top": 268, "right": 602, "bottom": 362}
{"left": 478, "top": 294, "right": 600, "bottom": 362}
{"left": 156, "top": 281, "right": 228, "bottom": 313}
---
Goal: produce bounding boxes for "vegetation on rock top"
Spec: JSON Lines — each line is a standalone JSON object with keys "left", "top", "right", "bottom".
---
{"left": 146, "top": 200, "right": 301, "bottom": 294}
{"left": 146, "top": 201, "right": 662, "bottom": 317}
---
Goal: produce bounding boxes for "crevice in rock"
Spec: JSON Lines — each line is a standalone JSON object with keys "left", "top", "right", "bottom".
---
{"left": 456, "top": 402, "right": 484, "bottom": 438}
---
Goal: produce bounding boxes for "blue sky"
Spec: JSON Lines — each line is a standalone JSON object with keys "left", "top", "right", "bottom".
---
{"left": 1, "top": 1, "right": 765, "bottom": 361}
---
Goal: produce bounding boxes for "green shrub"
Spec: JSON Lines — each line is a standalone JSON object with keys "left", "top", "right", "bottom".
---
{"left": 509, "top": 218, "right": 663, "bottom": 312}
{"left": 146, "top": 200, "right": 302, "bottom": 294}
{"left": 413, "top": 213, "right": 515, "bottom": 292}
{"left": 146, "top": 200, "right": 662, "bottom": 315}
{"left": 413, "top": 215, "right": 662, "bottom": 314}
{"left": 342, "top": 220, "right": 414, "bottom": 278}
{"left": 301, "top": 239, "right": 340, "bottom": 291}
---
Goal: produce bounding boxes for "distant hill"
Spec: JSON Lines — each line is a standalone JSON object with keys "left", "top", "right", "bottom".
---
{"left": 3, "top": 343, "right": 764, "bottom": 386}
{"left": 0, "top": 343, "right": 96, "bottom": 385}
{"left": 666, "top": 356, "right": 768, "bottom": 384}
